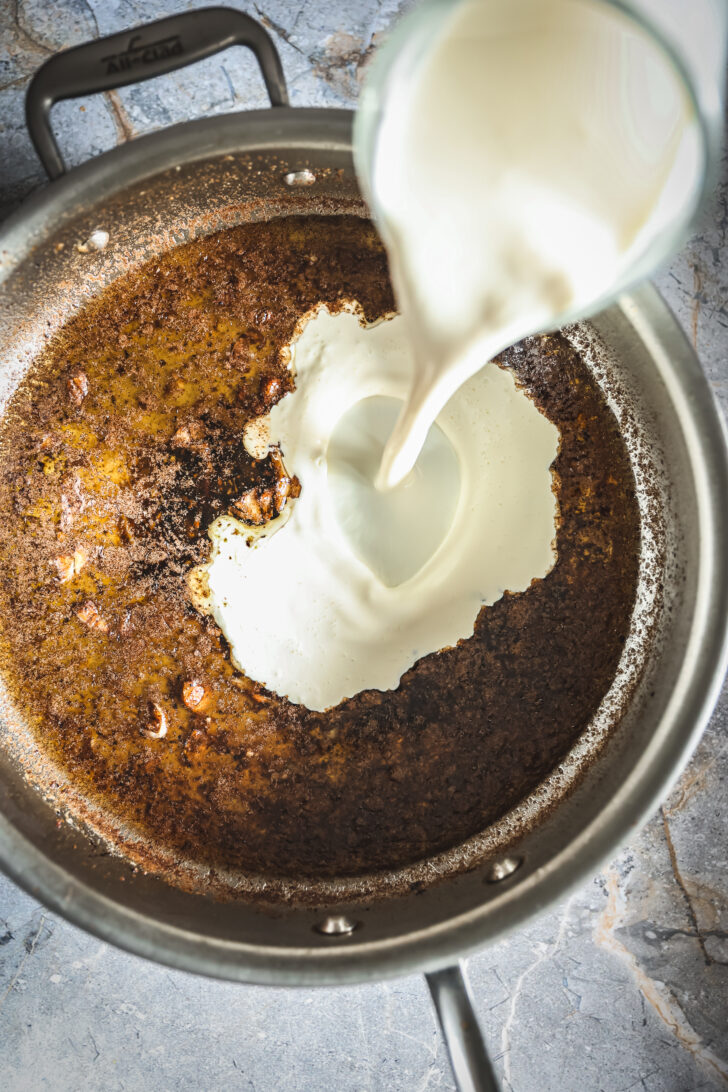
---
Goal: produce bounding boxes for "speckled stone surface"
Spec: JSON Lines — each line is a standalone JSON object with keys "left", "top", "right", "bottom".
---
{"left": 1, "top": 2, "right": 727, "bottom": 1090}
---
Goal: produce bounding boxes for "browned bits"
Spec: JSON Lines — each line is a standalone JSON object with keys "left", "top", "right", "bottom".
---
{"left": 171, "top": 425, "right": 192, "bottom": 448}
{"left": 53, "top": 548, "right": 88, "bottom": 583}
{"left": 231, "top": 488, "right": 264, "bottom": 526}
{"left": 275, "top": 475, "right": 299, "bottom": 509}
{"left": 75, "top": 599, "right": 108, "bottom": 633}
{"left": 59, "top": 473, "right": 86, "bottom": 531}
{"left": 54, "top": 556, "right": 75, "bottom": 583}
{"left": 141, "top": 702, "right": 168, "bottom": 740}
{"left": 251, "top": 691, "right": 270, "bottom": 704}
{"left": 165, "top": 375, "right": 186, "bottom": 396}
{"left": 171, "top": 420, "right": 205, "bottom": 448}
{"left": 269, "top": 448, "right": 302, "bottom": 506}
{"left": 260, "top": 377, "right": 281, "bottom": 406}
{"left": 228, "top": 337, "right": 251, "bottom": 368}
{"left": 258, "top": 489, "right": 274, "bottom": 519}
{"left": 230, "top": 449, "right": 301, "bottom": 527}
{"left": 184, "top": 727, "right": 208, "bottom": 758}
{"left": 182, "top": 680, "right": 205, "bottom": 709}
{"left": 67, "top": 371, "right": 88, "bottom": 405}
{"left": 116, "top": 515, "right": 135, "bottom": 544}
{"left": 267, "top": 447, "right": 285, "bottom": 474}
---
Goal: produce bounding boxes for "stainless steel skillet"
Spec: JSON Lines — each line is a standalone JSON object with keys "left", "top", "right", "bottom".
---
{"left": 0, "top": 9, "right": 727, "bottom": 1091}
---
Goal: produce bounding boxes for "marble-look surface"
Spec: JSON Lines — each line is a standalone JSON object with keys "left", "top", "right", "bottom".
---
{"left": 1, "top": 2, "right": 726, "bottom": 1089}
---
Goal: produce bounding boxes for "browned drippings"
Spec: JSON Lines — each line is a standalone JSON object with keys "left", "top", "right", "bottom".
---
{"left": 0, "top": 215, "right": 640, "bottom": 881}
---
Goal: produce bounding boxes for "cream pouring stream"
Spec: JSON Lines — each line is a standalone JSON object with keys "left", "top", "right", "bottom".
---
{"left": 357, "top": 0, "right": 702, "bottom": 489}
{"left": 198, "top": 0, "right": 704, "bottom": 711}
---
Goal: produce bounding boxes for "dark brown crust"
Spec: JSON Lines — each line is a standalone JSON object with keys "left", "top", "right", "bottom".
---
{"left": 0, "top": 215, "right": 640, "bottom": 881}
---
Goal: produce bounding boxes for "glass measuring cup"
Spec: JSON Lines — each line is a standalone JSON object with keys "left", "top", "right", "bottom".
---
{"left": 354, "top": 0, "right": 727, "bottom": 327}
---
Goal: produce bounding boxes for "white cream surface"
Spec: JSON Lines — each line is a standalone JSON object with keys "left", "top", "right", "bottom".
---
{"left": 368, "top": 0, "right": 701, "bottom": 487}
{"left": 200, "top": 307, "right": 559, "bottom": 711}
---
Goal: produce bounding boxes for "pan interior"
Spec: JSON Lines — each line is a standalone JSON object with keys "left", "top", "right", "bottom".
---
{"left": 0, "top": 132, "right": 697, "bottom": 972}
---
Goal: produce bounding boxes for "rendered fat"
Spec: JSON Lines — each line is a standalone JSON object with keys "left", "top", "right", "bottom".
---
{"left": 200, "top": 307, "right": 559, "bottom": 711}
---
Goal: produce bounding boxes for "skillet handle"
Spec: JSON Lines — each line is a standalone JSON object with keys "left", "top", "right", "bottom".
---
{"left": 25, "top": 6, "right": 288, "bottom": 180}
{"left": 426, "top": 962, "right": 501, "bottom": 1092}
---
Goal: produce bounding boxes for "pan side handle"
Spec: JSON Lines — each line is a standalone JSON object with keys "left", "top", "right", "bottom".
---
{"left": 25, "top": 6, "right": 288, "bottom": 180}
{"left": 426, "top": 961, "right": 501, "bottom": 1092}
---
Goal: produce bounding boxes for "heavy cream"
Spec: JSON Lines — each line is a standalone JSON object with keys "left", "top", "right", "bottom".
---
{"left": 197, "top": 306, "right": 559, "bottom": 711}
{"left": 364, "top": 0, "right": 702, "bottom": 487}
{"left": 196, "top": 0, "right": 701, "bottom": 710}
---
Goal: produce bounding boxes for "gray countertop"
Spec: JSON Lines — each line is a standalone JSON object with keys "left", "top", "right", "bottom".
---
{"left": 1, "top": 2, "right": 727, "bottom": 1089}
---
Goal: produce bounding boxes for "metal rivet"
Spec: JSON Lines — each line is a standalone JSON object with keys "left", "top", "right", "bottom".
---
{"left": 313, "top": 914, "right": 359, "bottom": 936}
{"left": 284, "top": 169, "right": 316, "bottom": 187}
{"left": 484, "top": 856, "right": 523, "bottom": 883}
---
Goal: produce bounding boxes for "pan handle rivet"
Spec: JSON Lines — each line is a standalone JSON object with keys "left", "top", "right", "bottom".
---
{"left": 484, "top": 856, "right": 523, "bottom": 883}
{"left": 314, "top": 914, "right": 359, "bottom": 936}
{"left": 284, "top": 169, "right": 316, "bottom": 187}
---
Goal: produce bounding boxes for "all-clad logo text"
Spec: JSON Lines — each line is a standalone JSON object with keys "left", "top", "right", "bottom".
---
{"left": 102, "top": 34, "right": 183, "bottom": 75}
